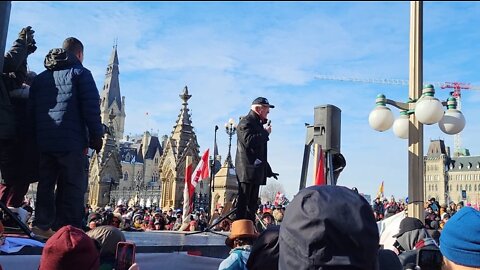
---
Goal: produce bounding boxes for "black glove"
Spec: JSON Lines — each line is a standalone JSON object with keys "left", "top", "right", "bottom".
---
{"left": 271, "top": 173, "right": 279, "bottom": 180}
{"left": 89, "top": 136, "right": 103, "bottom": 153}
{"left": 19, "top": 26, "right": 37, "bottom": 54}
{"left": 27, "top": 40, "right": 37, "bottom": 54}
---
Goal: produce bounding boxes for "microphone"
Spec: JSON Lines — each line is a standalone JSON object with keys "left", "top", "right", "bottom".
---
{"left": 267, "top": 120, "right": 271, "bottom": 126}
{"left": 215, "top": 125, "right": 219, "bottom": 131}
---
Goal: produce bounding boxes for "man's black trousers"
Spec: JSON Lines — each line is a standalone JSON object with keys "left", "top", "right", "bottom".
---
{"left": 236, "top": 181, "right": 260, "bottom": 222}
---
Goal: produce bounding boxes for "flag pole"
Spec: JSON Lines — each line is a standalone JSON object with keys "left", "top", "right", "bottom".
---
{"left": 208, "top": 125, "right": 218, "bottom": 219}
{"left": 180, "top": 155, "right": 193, "bottom": 231}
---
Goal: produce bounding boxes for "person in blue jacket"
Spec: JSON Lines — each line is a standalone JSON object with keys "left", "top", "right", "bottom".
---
{"left": 29, "top": 37, "right": 103, "bottom": 239}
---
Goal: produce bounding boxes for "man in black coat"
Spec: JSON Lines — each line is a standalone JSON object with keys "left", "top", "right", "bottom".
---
{"left": 234, "top": 97, "right": 278, "bottom": 222}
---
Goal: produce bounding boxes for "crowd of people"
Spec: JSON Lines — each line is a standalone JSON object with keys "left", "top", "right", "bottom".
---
{"left": 373, "top": 195, "right": 468, "bottom": 231}
{"left": 78, "top": 200, "right": 285, "bottom": 236}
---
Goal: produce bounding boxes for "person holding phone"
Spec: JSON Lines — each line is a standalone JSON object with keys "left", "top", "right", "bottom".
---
{"left": 115, "top": 241, "right": 137, "bottom": 270}
{"left": 234, "top": 97, "right": 279, "bottom": 222}
{"left": 392, "top": 217, "right": 438, "bottom": 268}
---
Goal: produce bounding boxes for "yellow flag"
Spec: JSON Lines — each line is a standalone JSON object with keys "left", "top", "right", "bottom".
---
{"left": 376, "top": 181, "right": 384, "bottom": 199}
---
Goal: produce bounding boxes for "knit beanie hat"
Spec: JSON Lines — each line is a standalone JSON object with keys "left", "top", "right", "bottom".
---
{"left": 39, "top": 225, "right": 100, "bottom": 270}
{"left": 440, "top": 207, "right": 480, "bottom": 267}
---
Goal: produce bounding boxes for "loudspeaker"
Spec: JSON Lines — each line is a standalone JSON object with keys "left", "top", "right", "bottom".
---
{"left": 313, "top": 104, "right": 341, "bottom": 152}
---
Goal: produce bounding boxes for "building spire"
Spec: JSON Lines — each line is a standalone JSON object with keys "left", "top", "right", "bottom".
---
{"left": 180, "top": 86, "right": 191, "bottom": 105}
{"left": 100, "top": 43, "right": 125, "bottom": 141}
{"left": 171, "top": 86, "right": 199, "bottom": 160}
{"left": 98, "top": 110, "right": 117, "bottom": 164}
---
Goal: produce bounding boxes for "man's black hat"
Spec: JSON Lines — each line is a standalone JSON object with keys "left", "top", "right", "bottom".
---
{"left": 392, "top": 217, "right": 424, "bottom": 238}
{"left": 252, "top": 97, "right": 275, "bottom": 108}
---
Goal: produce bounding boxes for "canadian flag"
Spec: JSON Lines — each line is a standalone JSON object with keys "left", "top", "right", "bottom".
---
{"left": 274, "top": 192, "right": 282, "bottom": 206}
{"left": 183, "top": 149, "right": 210, "bottom": 220}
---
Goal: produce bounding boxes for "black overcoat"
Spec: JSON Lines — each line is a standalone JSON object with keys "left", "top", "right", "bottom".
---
{"left": 235, "top": 110, "right": 273, "bottom": 185}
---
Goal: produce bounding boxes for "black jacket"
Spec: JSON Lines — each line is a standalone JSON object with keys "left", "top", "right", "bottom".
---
{"left": 234, "top": 110, "right": 273, "bottom": 185}
{"left": 0, "top": 35, "right": 29, "bottom": 139}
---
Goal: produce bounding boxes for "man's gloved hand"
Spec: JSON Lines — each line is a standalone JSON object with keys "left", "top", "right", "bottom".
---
{"left": 272, "top": 173, "right": 279, "bottom": 180}
{"left": 27, "top": 39, "right": 37, "bottom": 54}
{"left": 19, "top": 26, "right": 37, "bottom": 54}
{"left": 89, "top": 136, "right": 103, "bottom": 153}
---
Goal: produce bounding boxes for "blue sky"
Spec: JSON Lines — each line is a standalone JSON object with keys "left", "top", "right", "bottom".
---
{"left": 6, "top": 1, "right": 480, "bottom": 201}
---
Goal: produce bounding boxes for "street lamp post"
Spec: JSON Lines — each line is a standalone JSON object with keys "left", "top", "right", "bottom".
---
{"left": 408, "top": 0, "right": 425, "bottom": 221}
{"left": 368, "top": 1, "right": 466, "bottom": 221}
{"left": 225, "top": 118, "right": 237, "bottom": 167}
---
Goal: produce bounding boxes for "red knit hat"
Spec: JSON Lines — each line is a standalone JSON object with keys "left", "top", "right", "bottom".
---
{"left": 39, "top": 225, "right": 100, "bottom": 270}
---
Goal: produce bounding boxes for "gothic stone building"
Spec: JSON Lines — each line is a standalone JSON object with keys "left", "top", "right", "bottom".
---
{"left": 424, "top": 139, "right": 480, "bottom": 205}
{"left": 87, "top": 46, "right": 233, "bottom": 211}
{"left": 158, "top": 87, "right": 210, "bottom": 211}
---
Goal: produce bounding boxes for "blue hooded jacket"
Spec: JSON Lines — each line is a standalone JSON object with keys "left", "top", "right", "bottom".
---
{"left": 28, "top": 48, "right": 103, "bottom": 152}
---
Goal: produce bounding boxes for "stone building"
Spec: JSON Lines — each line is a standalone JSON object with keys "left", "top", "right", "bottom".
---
{"left": 85, "top": 45, "right": 236, "bottom": 211}
{"left": 424, "top": 139, "right": 480, "bottom": 205}
{"left": 211, "top": 158, "right": 238, "bottom": 212}
{"left": 158, "top": 86, "right": 210, "bottom": 210}
{"left": 87, "top": 113, "right": 122, "bottom": 208}
{"left": 111, "top": 131, "right": 163, "bottom": 208}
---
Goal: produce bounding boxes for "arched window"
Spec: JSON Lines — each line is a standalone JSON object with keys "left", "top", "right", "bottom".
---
{"left": 152, "top": 172, "right": 158, "bottom": 182}
{"left": 123, "top": 171, "right": 128, "bottom": 181}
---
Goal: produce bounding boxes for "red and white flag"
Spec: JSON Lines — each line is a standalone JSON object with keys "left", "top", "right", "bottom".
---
{"left": 182, "top": 149, "right": 210, "bottom": 222}
{"left": 274, "top": 192, "right": 289, "bottom": 206}
{"left": 274, "top": 192, "right": 282, "bottom": 206}
{"left": 314, "top": 145, "right": 326, "bottom": 186}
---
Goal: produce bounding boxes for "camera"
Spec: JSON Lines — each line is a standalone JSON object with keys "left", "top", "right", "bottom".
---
{"left": 416, "top": 246, "right": 443, "bottom": 270}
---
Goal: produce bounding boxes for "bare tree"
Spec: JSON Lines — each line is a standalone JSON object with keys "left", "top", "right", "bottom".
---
{"left": 260, "top": 179, "right": 285, "bottom": 204}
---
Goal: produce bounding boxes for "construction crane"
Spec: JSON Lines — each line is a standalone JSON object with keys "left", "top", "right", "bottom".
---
{"left": 314, "top": 75, "right": 480, "bottom": 156}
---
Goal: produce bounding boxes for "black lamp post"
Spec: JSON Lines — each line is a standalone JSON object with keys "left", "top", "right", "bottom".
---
{"left": 225, "top": 118, "right": 237, "bottom": 167}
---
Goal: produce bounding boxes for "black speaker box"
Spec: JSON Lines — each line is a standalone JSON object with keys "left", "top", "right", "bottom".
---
{"left": 313, "top": 105, "right": 341, "bottom": 152}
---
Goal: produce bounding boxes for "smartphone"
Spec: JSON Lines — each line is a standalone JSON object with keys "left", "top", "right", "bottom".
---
{"left": 115, "top": 241, "right": 136, "bottom": 270}
{"left": 416, "top": 246, "right": 443, "bottom": 270}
